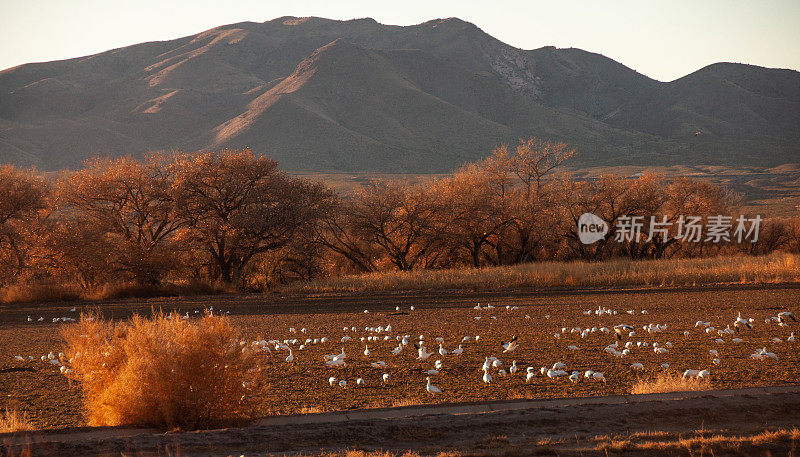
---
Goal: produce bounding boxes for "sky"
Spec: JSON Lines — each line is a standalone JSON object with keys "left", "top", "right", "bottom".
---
{"left": 1, "top": 0, "right": 799, "bottom": 82}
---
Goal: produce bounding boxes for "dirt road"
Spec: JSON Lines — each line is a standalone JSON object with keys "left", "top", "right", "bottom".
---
{"left": 3, "top": 385, "right": 799, "bottom": 457}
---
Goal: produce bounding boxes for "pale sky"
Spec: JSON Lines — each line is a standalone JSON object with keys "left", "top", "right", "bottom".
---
{"left": 1, "top": 0, "right": 798, "bottom": 82}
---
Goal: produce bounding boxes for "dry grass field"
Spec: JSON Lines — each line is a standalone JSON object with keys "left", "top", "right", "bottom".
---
{"left": 0, "top": 285, "right": 798, "bottom": 431}
{"left": 287, "top": 253, "right": 800, "bottom": 293}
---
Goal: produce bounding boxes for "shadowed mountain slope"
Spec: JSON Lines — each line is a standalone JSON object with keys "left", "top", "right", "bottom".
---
{"left": 0, "top": 16, "right": 797, "bottom": 171}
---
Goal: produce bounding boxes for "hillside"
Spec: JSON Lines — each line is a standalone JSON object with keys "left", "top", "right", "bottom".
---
{"left": 0, "top": 16, "right": 798, "bottom": 171}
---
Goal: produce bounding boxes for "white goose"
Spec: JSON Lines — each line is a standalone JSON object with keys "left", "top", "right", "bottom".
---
{"left": 734, "top": 312, "right": 752, "bottom": 332}
{"left": 425, "top": 377, "right": 441, "bottom": 394}
{"left": 415, "top": 343, "right": 433, "bottom": 360}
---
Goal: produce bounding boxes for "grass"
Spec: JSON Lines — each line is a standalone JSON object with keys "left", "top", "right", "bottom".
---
{"left": 0, "top": 281, "right": 230, "bottom": 304}
{"left": 630, "top": 373, "right": 711, "bottom": 395}
{"left": 285, "top": 253, "right": 800, "bottom": 293}
{"left": 279, "top": 428, "right": 800, "bottom": 456}
{"left": 0, "top": 409, "right": 34, "bottom": 433}
{"left": 593, "top": 427, "right": 800, "bottom": 454}
{"left": 61, "top": 311, "right": 258, "bottom": 429}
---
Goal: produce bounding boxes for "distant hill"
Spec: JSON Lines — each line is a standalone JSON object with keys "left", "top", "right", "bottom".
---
{"left": 0, "top": 16, "right": 798, "bottom": 172}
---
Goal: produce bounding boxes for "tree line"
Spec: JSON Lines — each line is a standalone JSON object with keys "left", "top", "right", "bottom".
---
{"left": 1, "top": 141, "right": 798, "bottom": 296}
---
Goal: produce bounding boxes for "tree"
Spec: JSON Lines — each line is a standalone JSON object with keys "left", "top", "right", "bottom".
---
{"left": 345, "top": 180, "right": 446, "bottom": 271}
{"left": 173, "top": 149, "right": 329, "bottom": 287}
{"left": 561, "top": 174, "right": 665, "bottom": 260}
{"left": 435, "top": 163, "right": 514, "bottom": 267}
{"left": 58, "top": 155, "right": 183, "bottom": 285}
{"left": 507, "top": 138, "right": 575, "bottom": 196}
{"left": 660, "top": 178, "right": 732, "bottom": 258}
{"left": 0, "top": 165, "right": 51, "bottom": 282}
{"left": 484, "top": 138, "right": 574, "bottom": 264}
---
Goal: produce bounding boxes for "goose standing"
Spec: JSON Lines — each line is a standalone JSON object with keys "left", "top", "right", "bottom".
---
{"left": 734, "top": 312, "right": 752, "bottom": 332}
{"left": 425, "top": 376, "right": 442, "bottom": 394}
{"left": 482, "top": 368, "right": 493, "bottom": 384}
{"left": 382, "top": 373, "right": 390, "bottom": 384}
{"left": 414, "top": 343, "right": 433, "bottom": 360}
{"left": 285, "top": 349, "right": 294, "bottom": 363}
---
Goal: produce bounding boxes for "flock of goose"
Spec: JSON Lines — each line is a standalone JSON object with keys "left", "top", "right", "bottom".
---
{"left": 230, "top": 304, "right": 796, "bottom": 394}
{"left": 11, "top": 303, "right": 797, "bottom": 396}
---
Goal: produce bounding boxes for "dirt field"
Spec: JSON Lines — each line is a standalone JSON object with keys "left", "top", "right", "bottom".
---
{"left": 1, "top": 284, "right": 798, "bottom": 432}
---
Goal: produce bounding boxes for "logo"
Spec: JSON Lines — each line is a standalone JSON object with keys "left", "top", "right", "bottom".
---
{"left": 578, "top": 213, "right": 608, "bottom": 244}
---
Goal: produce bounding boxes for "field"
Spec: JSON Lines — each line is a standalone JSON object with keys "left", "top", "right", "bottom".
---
{"left": 1, "top": 285, "right": 798, "bottom": 432}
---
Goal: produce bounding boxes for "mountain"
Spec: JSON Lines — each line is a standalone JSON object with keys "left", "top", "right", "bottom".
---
{"left": 0, "top": 16, "right": 798, "bottom": 172}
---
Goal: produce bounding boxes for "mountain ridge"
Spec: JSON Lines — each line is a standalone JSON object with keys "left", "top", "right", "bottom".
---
{"left": 0, "top": 16, "right": 798, "bottom": 172}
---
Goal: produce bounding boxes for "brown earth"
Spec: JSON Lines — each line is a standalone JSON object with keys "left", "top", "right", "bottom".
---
{"left": 1, "top": 284, "right": 798, "bottom": 431}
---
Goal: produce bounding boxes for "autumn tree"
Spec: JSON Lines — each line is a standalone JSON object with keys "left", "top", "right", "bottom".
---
{"left": 659, "top": 177, "right": 732, "bottom": 258}
{"left": 561, "top": 174, "right": 665, "bottom": 260}
{"left": 0, "top": 165, "right": 51, "bottom": 282}
{"left": 341, "top": 180, "right": 446, "bottom": 271}
{"left": 314, "top": 196, "right": 382, "bottom": 273}
{"left": 483, "top": 139, "right": 575, "bottom": 264}
{"left": 57, "top": 155, "right": 183, "bottom": 285}
{"left": 435, "top": 163, "right": 514, "bottom": 267}
{"left": 172, "top": 149, "right": 330, "bottom": 288}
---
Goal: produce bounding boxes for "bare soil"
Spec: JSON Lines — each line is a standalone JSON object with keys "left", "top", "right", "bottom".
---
{"left": 2, "top": 386, "right": 799, "bottom": 456}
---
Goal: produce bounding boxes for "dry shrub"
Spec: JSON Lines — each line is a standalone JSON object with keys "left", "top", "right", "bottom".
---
{"left": 62, "top": 311, "right": 257, "bottom": 429}
{"left": 83, "top": 281, "right": 230, "bottom": 301}
{"left": 0, "top": 281, "right": 227, "bottom": 304}
{"left": 630, "top": 373, "right": 710, "bottom": 394}
{"left": 0, "top": 409, "right": 34, "bottom": 433}
{"left": 0, "top": 283, "right": 81, "bottom": 304}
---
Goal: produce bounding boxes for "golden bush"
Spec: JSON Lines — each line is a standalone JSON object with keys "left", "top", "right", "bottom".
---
{"left": 62, "top": 312, "right": 257, "bottom": 429}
